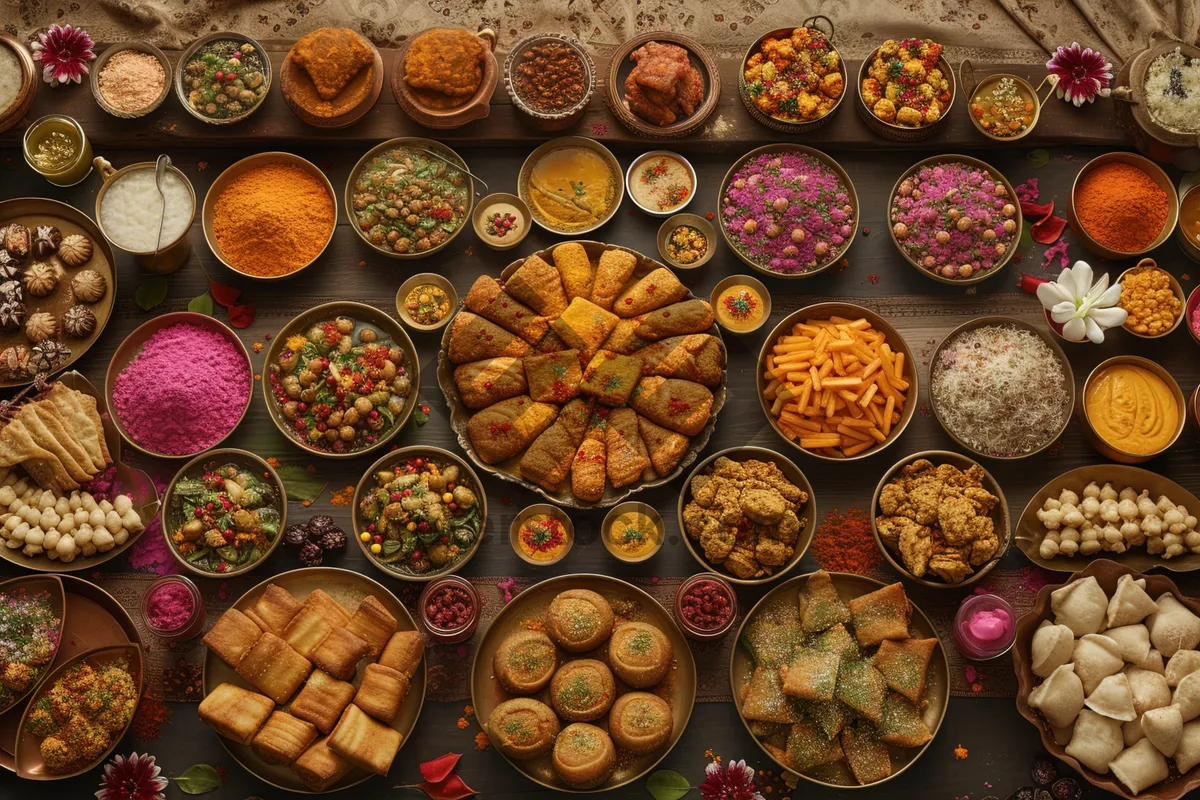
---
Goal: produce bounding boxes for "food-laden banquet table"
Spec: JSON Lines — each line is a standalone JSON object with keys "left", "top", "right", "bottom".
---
{"left": 0, "top": 31, "right": 1198, "bottom": 800}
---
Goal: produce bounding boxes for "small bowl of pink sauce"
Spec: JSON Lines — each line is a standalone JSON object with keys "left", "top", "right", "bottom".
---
{"left": 953, "top": 592, "right": 1016, "bottom": 660}
{"left": 675, "top": 573, "right": 737, "bottom": 641}
{"left": 418, "top": 574, "right": 480, "bottom": 644}
{"left": 141, "top": 574, "right": 205, "bottom": 641}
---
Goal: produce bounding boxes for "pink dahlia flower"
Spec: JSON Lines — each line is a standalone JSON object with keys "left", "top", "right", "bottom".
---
{"left": 31, "top": 24, "right": 95, "bottom": 86}
{"left": 698, "top": 759, "right": 764, "bottom": 800}
{"left": 95, "top": 752, "right": 168, "bottom": 800}
{"left": 1046, "top": 42, "right": 1113, "bottom": 106}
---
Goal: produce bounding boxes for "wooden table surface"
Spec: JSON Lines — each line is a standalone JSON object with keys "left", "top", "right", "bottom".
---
{"left": 1, "top": 52, "right": 1197, "bottom": 799}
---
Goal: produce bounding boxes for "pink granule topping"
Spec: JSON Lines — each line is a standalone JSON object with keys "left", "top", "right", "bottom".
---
{"left": 146, "top": 580, "right": 194, "bottom": 631}
{"left": 721, "top": 151, "right": 853, "bottom": 274}
{"left": 1191, "top": 302, "right": 1200, "bottom": 339}
{"left": 113, "top": 323, "right": 250, "bottom": 455}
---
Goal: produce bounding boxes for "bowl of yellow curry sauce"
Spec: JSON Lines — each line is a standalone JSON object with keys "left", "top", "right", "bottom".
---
{"left": 710, "top": 274, "right": 771, "bottom": 335}
{"left": 602, "top": 502, "right": 664, "bottom": 563}
{"left": 1080, "top": 355, "right": 1185, "bottom": 464}
{"left": 395, "top": 273, "right": 457, "bottom": 332}
{"left": 509, "top": 504, "right": 574, "bottom": 566}
{"left": 518, "top": 136, "right": 623, "bottom": 236}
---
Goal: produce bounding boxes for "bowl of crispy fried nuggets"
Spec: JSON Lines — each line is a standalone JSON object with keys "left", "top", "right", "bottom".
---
{"left": 871, "top": 451, "right": 1010, "bottom": 588}
{"left": 606, "top": 32, "right": 720, "bottom": 137}
{"left": 438, "top": 241, "right": 727, "bottom": 508}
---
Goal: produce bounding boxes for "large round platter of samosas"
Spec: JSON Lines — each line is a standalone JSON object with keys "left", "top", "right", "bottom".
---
{"left": 731, "top": 570, "right": 949, "bottom": 788}
{"left": 437, "top": 241, "right": 727, "bottom": 508}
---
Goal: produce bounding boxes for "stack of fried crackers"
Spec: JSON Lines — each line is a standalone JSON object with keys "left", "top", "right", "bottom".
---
{"left": 0, "top": 383, "right": 110, "bottom": 493}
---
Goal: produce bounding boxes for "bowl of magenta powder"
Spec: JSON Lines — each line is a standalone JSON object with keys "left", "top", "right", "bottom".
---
{"left": 674, "top": 572, "right": 737, "bottom": 641}
{"left": 141, "top": 574, "right": 205, "bottom": 641}
{"left": 106, "top": 312, "right": 252, "bottom": 457}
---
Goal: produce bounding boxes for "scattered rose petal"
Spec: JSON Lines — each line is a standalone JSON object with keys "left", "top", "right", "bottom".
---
{"left": 418, "top": 775, "right": 476, "bottom": 800}
{"left": 209, "top": 280, "right": 241, "bottom": 307}
{"left": 1020, "top": 200, "right": 1054, "bottom": 222}
{"left": 227, "top": 303, "right": 257, "bottom": 328}
{"left": 1031, "top": 215, "right": 1068, "bottom": 244}
{"left": 419, "top": 753, "right": 461, "bottom": 784}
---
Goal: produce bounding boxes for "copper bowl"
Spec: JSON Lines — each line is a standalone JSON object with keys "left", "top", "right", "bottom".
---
{"left": 0, "top": 34, "right": 37, "bottom": 135}
{"left": 1067, "top": 152, "right": 1180, "bottom": 260}
{"left": 1078, "top": 355, "right": 1185, "bottom": 464}
{"left": 1178, "top": 184, "right": 1200, "bottom": 264}
{"left": 856, "top": 42, "right": 956, "bottom": 141}
{"left": 1014, "top": 559, "right": 1200, "bottom": 800}
{"left": 503, "top": 33, "right": 595, "bottom": 132}
{"left": 737, "top": 19, "right": 847, "bottom": 133}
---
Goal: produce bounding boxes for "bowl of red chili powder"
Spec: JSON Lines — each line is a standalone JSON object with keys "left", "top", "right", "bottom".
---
{"left": 1068, "top": 152, "right": 1179, "bottom": 259}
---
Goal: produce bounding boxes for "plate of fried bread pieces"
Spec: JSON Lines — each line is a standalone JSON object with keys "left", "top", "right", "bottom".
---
{"left": 731, "top": 570, "right": 949, "bottom": 787}
{"left": 438, "top": 241, "right": 726, "bottom": 507}
{"left": 200, "top": 567, "right": 426, "bottom": 792}
{"left": 0, "top": 371, "right": 158, "bottom": 571}
{"left": 472, "top": 574, "right": 696, "bottom": 791}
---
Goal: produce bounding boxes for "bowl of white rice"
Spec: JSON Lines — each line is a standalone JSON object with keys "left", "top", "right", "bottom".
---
{"left": 93, "top": 158, "right": 196, "bottom": 273}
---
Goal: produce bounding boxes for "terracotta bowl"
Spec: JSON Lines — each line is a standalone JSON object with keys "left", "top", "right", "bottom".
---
{"left": 280, "top": 30, "right": 383, "bottom": 129}
{"left": 1013, "top": 559, "right": 1200, "bottom": 800}
{"left": 391, "top": 28, "right": 498, "bottom": 129}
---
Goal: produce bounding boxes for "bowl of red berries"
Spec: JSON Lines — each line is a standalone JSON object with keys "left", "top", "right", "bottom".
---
{"left": 418, "top": 574, "right": 480, "bottom": 643}
{"left": 674, "top": 572, "right": 738, "bottom": 641}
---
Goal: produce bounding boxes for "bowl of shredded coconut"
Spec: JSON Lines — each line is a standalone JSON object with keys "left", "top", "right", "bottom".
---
{"left": 929, "top": 317, "right": 1074, "bottom": 459}
{"left": 1142, "top": 46, "right": 1200, "bottom": 137}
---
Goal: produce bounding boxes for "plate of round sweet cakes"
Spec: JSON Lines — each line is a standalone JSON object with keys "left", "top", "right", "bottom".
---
{"left": 471, "top": 574, "right": 696, "bottom": 792}
{"left": 437, "top": 240, "right": 726, "bottom": 508}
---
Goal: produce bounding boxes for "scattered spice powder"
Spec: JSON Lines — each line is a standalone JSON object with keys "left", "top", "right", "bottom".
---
{"left": 954, "top": 744, "right": 969, "bottom": 760}
{"left": 131, "top": 693, "right": 171, "bottom": 741}
{"left": 809, "top": 505, "right": 881, "bottom": 574}
{"left": 330, "top": 485, "right": 355, "bottom": 507}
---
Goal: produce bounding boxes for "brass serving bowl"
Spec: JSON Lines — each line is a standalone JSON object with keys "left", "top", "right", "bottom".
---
{"left": 1078, "top": 355, "right": 1185, "bottom": 464}
{"left": 626, "top": 151, "right": 696, "bottom": 218}
{"left": 0, "top": 34, "right": 37, "bottom": 135}
{"left": 717, "top": 144, "right": 858, "bottom": 279}
{"left": 928, "top": 316, "right": 1074, "bottom": 460}
{"left": 470, "top": 573, "right": 696, "bottom": 793}
{"left": 174, "top": 32, "right": 272, "bottom": 126}
{"left": 351, "top": 446, "right": 487, "bottom": 582}
{"left": 959, "top": 59, "right": 1045, "bottom": 142}
{"left": 1014, "top": 463, "right": 1200, "bottom": 573}
{"left": 1116, "top": 259, "right": 1186, "bottom": 339}
{"left": 737, "top": 19, "right": 847, "bottom": 133}
{"left": 503, "top": 33, "right": 595, "bottom": 132}
{"left": 203, "top": 152, "right": 336, "bottom": 281}
{"left": 93, "top": 157, "right": 196, "bottom": 273}
{"left": 1189, "top": 285, "right": 1200, "bottom": 346}
{"left": 601, "top": 501, "right": 664, "bottom": 564}
{"left": 90, "top": 42, "right": 172, "bottom": 118}
{"left": 756, "top": 302, "right": 917, "bottom": 462}
{"left": 887, "top": 154, "right": 1023, "bottom": 286}
{"left": 870, "top": 450, "right": 1010, "bottom": 589}
{"left": 677, "top": 446, "right": 816, "bottom": 585}
{"left": 604, "top": 31, "right": 720, "bottom": 138}
{"left": 345, "top": 137, "right": 475, "bottom": 259}
{"left": 106, "top": 312, "right": 252, "bottom": 459}
{"left": 395, "top": 272, "right": 457, "bottom": 332}
{"left": 856, "top": 43, "right": 956, "bottom": 141}
{"left": 731, "top": 571, "right": 950, "bottom": 787}
{"left": 658, "top": 212, "right": 716, "bottom": 270}
{"left": 0, "top": 576, "right": 65, "bottom": 717}
{"left": 1067, "top": 152, "right": 1180, "bottom": 260}
{"left": 472, "top": 192, "right": 533, "bottom": 252}
{"left": 709, "top": 273, "right": 772, "bottom": 335}
{"left": 1179, "top": 184, "right": 1200, "bottom": 265}
{"left": 518, "top": 137, "right": 623, "bottom": 236}
{"left": 160, "top": 449, "right": 286, "bottom": 579}
{"left": 509, "top": 504, "right": 573, "bottom": 566}
{"left": 261, "top": 301, "right": 420, "bottom": 460}
{"left": 202, "top": 567, "right": 426, "bottom": 793}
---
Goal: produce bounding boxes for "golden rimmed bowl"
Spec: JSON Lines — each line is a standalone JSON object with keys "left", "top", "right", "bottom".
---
{"left": 503, "top": 33, "right": 595, "bottom": 132}
{"left": 870, "top": 450, "right": 1010, "bottom": 589}
{"left": 0, "top": 34, "right": 37, "bottom": 135}
{"left": 626, "top": 151, "right": 696, "bottom": 218}
{"left": 105, "top": 312, "right": 253, "bottom": 460}
{"left": 0, "top": 575, "right": 65, "bottom": 717}
{"left": 203, "top": 152, "right": 336, "bottom": 281}
{"left": 1188, "top": 285, "right": 1200, "bottom": 347}
{"left": 677, "top": 446, "right": 816, "bottom": 585}
{"left": 262, "top": 301, "right": 420, "bottom": 460}
{"left": 345, "top": 137, "right": 476, "bottom": 259}
{"left": 518, "top": 136, "right": 624, "bottom": 236}
{"left": 856, "top": 42, "right": 956, "bottom": 141}
{"left": 888, "top": 154, "right": 1023, "bottom": 286}
{"left": 94, "top": 156, "right": 196, "bottom": 273}
{"left": 929, "top": 316, "right": 1074, "bottom": 460}
{"left": 731, "top": 571, "right": 950, "bottom": 787}
{"left": 604, "top": 31, "right": 720, "bottom": 139}
{"left": 174, "top": 32, "right": 272, "bottom": 125}
{"left": 509, "top": 504, "right": 574, "bottom": 566}
{"left": 90, "top": 41, "right": 172, "bottom": 118}
{"left": 1067, "top": 151, "right": 1180, "bottom": 260}
{"left": 1116, "top": 258, "right": 1186, "bottom": 339}
{"left": 1178, "top": 184, "right": 1200, "bottom": 264}
{"left": 351, "top": 446, "right": 487, "bottom": 582}
{"left": 160, "top": 448, "right": 286, "bottom": 579}
{"left": 717, "top": 144, "right": 858, "bottom": 280}
{"left": 601, "top": 501, "right": 664, "bottom": 564}
{"left": 756, "top": 302, "right": 918, "bottom": 462}
{"left": 395, "top": 273, "right": 458, "bottom": 332}
{"left": 959, "top": 59, "right": 1045, "bottom": 142}
{"left": 709, "top": 274, "right": 772, "bottom": 335}
{"left": 737, "top": 19, "right": 847, "bottom": 133}
{"left": 658, "top": 212, "right": 716, "bottom": 270}
{"left": 1078, "top": 355, "right": 1185, "bottom": 464}
{"left": 472, "top": 192, "right": 532, "bottom": 251}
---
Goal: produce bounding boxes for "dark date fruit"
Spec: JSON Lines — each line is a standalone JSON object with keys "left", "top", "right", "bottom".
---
{"left": 298, "top": 541, "right": 323, "bottom": 567}
{"left": 306, "top": 514, "right": 336, "bottom": 540}
{"left": 1033, "top": 789, "right": 1052, "bottom": 800}
{"left": 282, "top": 524, "right": 309, "bottom": 547}
{"left": 1049, "top": 777, "right": 1081, "bottom": 800}
{"left": 1031, "top": 756, "right": 1058, "bottom": 786}
{"left": 1007, "top": 789, "right": 1035, "bottom": 800}
{"left": 318, "top": 528, "right": 347, "bottom": 552}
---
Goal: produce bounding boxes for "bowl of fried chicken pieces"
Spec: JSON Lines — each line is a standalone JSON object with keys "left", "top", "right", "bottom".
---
{"left": 606, "top": 32, "right": 720, "bottom": 138}
{"left": 392, "top": 27, "right": 499, "bottom": 129}
{"left": 871, "top": 451, "right": 1010, "bottom": 588}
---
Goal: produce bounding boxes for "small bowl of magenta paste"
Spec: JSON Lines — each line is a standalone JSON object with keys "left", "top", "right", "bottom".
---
{"left": 952, "top": 592, "right": 1016, "bottom": 660}
{"left": 141, "top": 574, "right": 206, "bottom": 641}
{"left": 418, "top": 574, "right": 479, "bottom": 644}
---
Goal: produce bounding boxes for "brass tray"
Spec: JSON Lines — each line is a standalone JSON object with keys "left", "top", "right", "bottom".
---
{"left": 470, "top": 573, "right": 696, "bottom": 793}
{"left": 0, "top": 198, "right": 117, "bottom": 387}
{"left": 0, "top": 371, "right": 160, "bottom": 572}
{"left": 0, "top": 575, "right": 65, "bottom": 717}
{"left": 202, "top": 566, "right": 426, "bottom": 794}
{"left": 436, "top": 241, "right": 727, "bottom": 508}
{"left": 14, "top": 643, "right": 143, "bottom": 780}
{"left": 604, "top": 32, "right": 721, "bottom": 139}
{"left": 1015, "top": 464, "right": 1200, "bottom": 573}
{"left": 730, "top": 571, "right": 950, "bottom": 788}
{"left": 262, "top": 301, "right": 420, "bottom": 460}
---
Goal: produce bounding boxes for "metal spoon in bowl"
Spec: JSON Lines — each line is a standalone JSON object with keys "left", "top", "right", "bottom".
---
{"left": 147, "top": 153, "right": 171, "bottom": 272}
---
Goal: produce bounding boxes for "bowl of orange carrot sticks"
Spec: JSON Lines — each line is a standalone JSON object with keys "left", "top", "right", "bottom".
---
{"left": 757, "top": 302, "right": 918, "bottom": 461}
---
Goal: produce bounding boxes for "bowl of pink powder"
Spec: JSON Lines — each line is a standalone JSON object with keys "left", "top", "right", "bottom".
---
{"left": 718, "top": 144, "right": 858, "bottom": 278}
{"left": 106, "top": 313, "right": 253, "bottom": 458}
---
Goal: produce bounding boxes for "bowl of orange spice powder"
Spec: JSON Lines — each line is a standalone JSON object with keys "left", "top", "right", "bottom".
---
{"left": 1068, "top": 152, "right": 1179, "bottom": 260}
{"left": 203, "top": 152, "right": 337, "bottom": 281}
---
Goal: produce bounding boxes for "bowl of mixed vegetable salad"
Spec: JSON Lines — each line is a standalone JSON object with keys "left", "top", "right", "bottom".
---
{"left": 163, "top": 450, "right": 285, "bottom": 577}
{"left": 345, "top": 137, "right": 475, "bottom": 259}
{"left": 353, "top": 446, "right": 487, "bottom": 581}
{"left": 174, "top": 32, "right": 271, "bottom": 125}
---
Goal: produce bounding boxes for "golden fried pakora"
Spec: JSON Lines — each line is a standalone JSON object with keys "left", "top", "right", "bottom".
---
{"left": 623, "top": 41, "right": 705, "bottom": 127}
{"left": 404, "top": 28, "right": 485, "bottom": 100}
{"left": 292, "top": 28, "right": 375, "bottom": 100}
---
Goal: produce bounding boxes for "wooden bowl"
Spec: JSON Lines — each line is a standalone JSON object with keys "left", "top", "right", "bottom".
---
{"left": 175, "top": 32, "right": 271, "bottom": 125}
{"left": 658, "top": 212, "right": 716, "bottom": 270}
{"left": 105, "top": 312, "right": 252, "bottom": 459}
{"left": 509, "top": 504, "right": 573, "bottom": 566}
{"left": 280, "top": 30, "right": 383, "bottom": 129}
{"left": 737, "top": 20, "right": 847, "bottom": 133}
{"left": 1068, "top": 152, "right": 1180, "bottom": 259}
{"left": 677, "top": 446, "right": 817, "bottom": 585}
{"left": 709, "top": 274, "right": 771, "bottom": 335}
{"left": 757, "top": 302, "right": 918, "bottom": 461}
{"left": 391, "top": 28, "right": 498, "bottom": 129}
{"left": 888, "top": 154, "right": 1023, "bottom": 286}
{"left": 604, "top": 31, "right": 720, "bottom": 138}
{"left": 472, "top": 192, "right": 532, "bottom": 251}
{"left": 517, "top": 137, "right": 623, "bottom": 236}
{"left": 929, "top": 316, "right": 1074, "bottom": 460}
{"left": 0, "top": 34, "right": 37, "bottom": 135}
{"left": 1079, "top": 355, "right": 1185, "bottom": 464}
{"left": 502, "top": 33, "right": 595, "bottom": 132}
{"left": 871, "top": 450, "right": 1010, "bottom": 588}
{"left": 1117, "top": 259, "right": 1186, "bottom": 339}
{"left": 601, "top": 501, "right": 664, "bottom": 563}
{"left": 856, "top": 43, "right": 956, "bottom": 141}
{"left": 395, "top": 272, "right": 457, "bottom": 332}
{"left": 1013, "top": 559, "right": 1200, "bottom": 800}
{"left": 90, "top": 42, "right": 172, "bottom": 118}
{"left": 160, "top": 448, "right": 286, "bottom": 579}
{"left": 203, "top": 152, "right": 336, "bottom": 280}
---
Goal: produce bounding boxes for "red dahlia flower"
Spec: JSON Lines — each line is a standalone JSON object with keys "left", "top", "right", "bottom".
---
{"left": 698, "top": 759, "right": 764, "bottom": 800}
{"left": 1046, "top": 42, "right": 1113, "bottom": 106}
{"left": 30, "top": 23, "right": 95, "bottom": 86}
{"left": 95, "top": 752, "right": 168, "bottom": 800}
